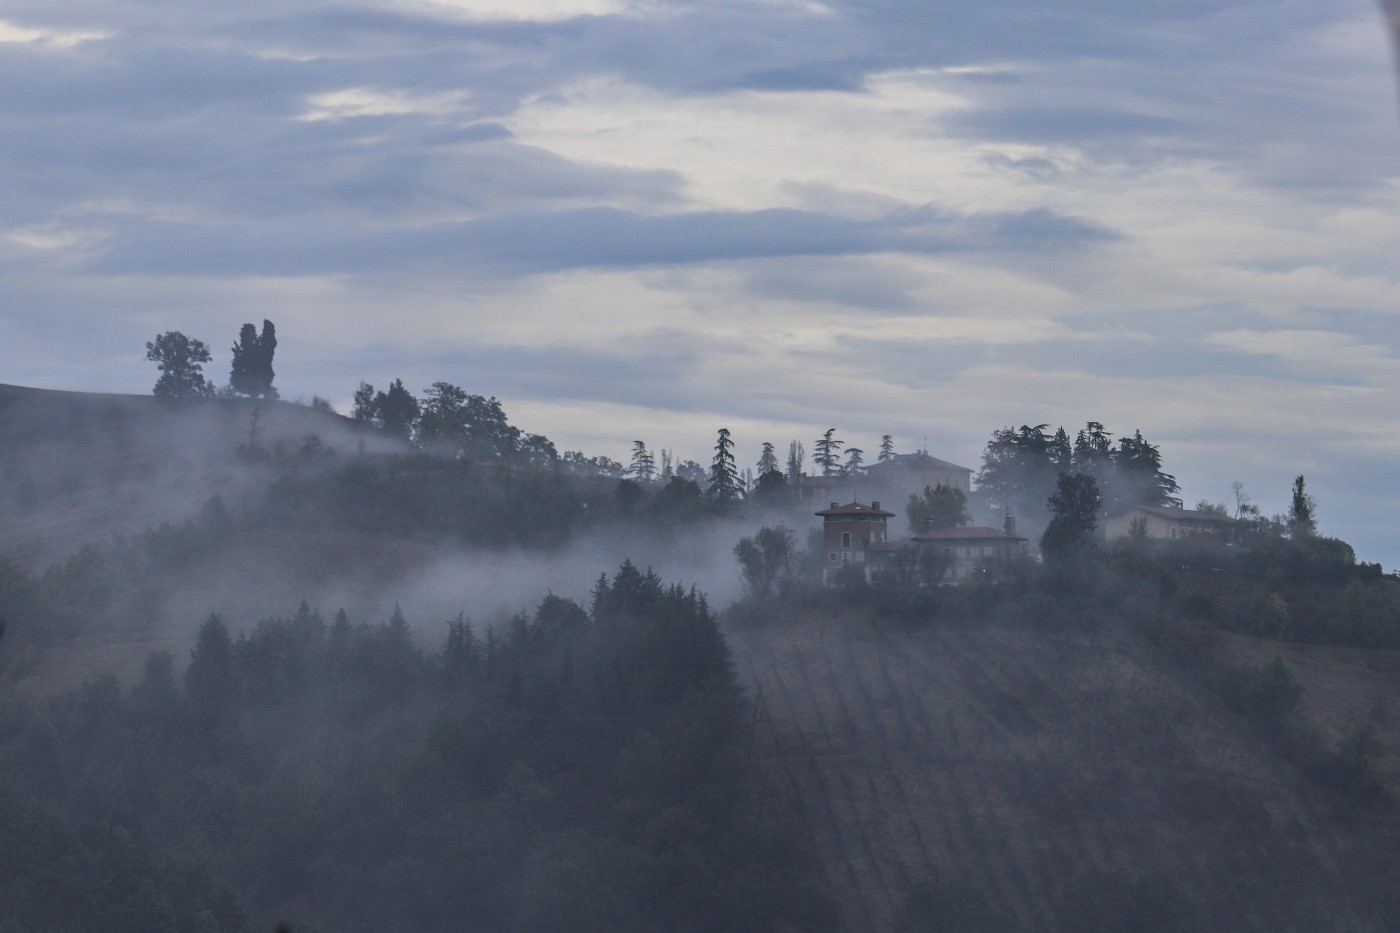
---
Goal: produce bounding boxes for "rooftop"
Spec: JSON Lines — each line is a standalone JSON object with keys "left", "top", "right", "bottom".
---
{"left": 815, "top": 501, "right": 895, "bottom": 518}
{"left": 1115, "top": 505, "right": 1237, "bottom": 524}
{"left": 867, "top": 452, "right": 974, "bottom": 474}
{"left": 912, "top": 526, "right": 1027, "bottom": 542}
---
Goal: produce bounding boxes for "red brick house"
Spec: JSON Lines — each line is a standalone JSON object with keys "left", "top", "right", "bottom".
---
{"left": 815, "top": 500, "right": 893, "bottom": 584}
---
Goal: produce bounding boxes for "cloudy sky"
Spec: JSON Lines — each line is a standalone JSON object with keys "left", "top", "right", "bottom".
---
{"left": 4, "top": 0, "right": 1400, "bottom": 565}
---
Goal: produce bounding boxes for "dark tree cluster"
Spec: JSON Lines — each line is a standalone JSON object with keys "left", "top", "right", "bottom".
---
{"left": 975, "top": 422, "right": 1179, "bottom": 531}
{"left": 145, "top": 321, "right": 279, "bottom": 400}
{"left": 229, "top": 320, "right": 278, "bottom": 399}
{"left": 352, "top": 378, "right": 557, "bottom": 465}
{"left": 0, "top": 567, "right": 836, "bottom": 933}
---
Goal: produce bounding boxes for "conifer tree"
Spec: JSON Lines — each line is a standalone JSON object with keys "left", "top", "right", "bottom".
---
{"left": 707, "top": 427, "right": 742, "bottom": 502}
{"left": 376, "top": 379, "right": 419, "bottom": 442}
{"left": 229, "top": 320, "right": 278, "bottom": 398}
{"left": 814, "top": 428, "right": 844, "bottom": 476}
{"left": 1288, "top": 475, "right": 1317, "bottom": 538}
{"left": 629, "top": 441, "right": 657, "bottom": 482}
{"left": 878, "top": 435, "right": 895, "bottom": 462}
{"left": 757, "top": 441, "right": 779, "bottom": 476}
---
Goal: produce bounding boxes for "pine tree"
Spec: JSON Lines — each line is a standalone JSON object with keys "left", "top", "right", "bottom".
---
{"left": 843, "top": 447, "right": 865, "bottom": 476}
{"left": 757, "top": 441, "right": 779, "bottom": 476}
{"left": 878, "top": 435, "right": 895, "bottom": 462}
{"left": 707, "top": 427, "right": 743, "bottom": 502}
{"left": 629, "top": 441, "right": 657, "bottom": 482}
{"left": 1040, "top": 473, "right": 1102, "bottom": 560}
{"left": 814, "top": 428, "right": 844, "bottom": 476}
{"left": 376, "top": 379, "right": 419, "bottom": 442}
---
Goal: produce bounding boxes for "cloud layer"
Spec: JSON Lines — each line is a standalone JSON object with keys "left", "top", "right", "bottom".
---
{"left": 3, "top": 0, "right": 1400, "bottom": 567}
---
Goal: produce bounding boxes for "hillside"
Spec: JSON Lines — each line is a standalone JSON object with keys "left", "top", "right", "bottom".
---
{"left": 3, "top": 382, "right": 1398, "bottom": 931}
{"left": 0, "top": 383, "right": 406, "bottom": 563}
{"left": 730, "top": 601, "right": 1400, "bottom": 931}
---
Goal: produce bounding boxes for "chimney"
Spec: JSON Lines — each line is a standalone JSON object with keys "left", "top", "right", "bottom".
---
{"left": 1004, "top": 515, "right": 1017, "bottom": 536}
{"left": 830, "top": 502, "right": 838, "bottom": 510}
{"left": 871, "top": 501, "right": 880, "bottom": 511}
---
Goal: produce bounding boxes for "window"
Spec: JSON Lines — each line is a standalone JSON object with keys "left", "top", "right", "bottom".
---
{"left": 829, "top": 552, "right": 837, "bottom": 562}
{"left": 841, "top": 532, "right": 852, "bottom": 548}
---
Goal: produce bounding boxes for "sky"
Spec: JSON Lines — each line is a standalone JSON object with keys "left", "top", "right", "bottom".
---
{"left": 3, "top": 0, "right": 1400, "bottom": 567}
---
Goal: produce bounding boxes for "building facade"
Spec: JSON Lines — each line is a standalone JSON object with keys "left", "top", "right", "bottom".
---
{"left": 815, "top": 500, "right": 894, "bottom": 584}
{"left": 1102, "top": 505, "right": 1237, "bottom": 542}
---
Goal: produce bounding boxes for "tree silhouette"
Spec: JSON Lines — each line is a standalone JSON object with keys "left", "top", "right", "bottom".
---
{"left": 707, "top": 427, "right": 742, "bottom": 502}
{"left": 229, "top": 320, "right": 278, "bottom": 398}
{"left": 145, "top": 331, "right": 215, "bottom": 398}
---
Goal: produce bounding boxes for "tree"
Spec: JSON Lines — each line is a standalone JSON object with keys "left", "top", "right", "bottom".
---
{"left": 734, "top": 526, "right": 795, "bottom": 600}
{"left": 907, "top": 483, "right": 969, "bottom": 534}
{"left": 878, "top": 435, "right": 895, "bottom": 462}
{"left": 751, "top": 469, "right": 790, "bottom": 506}
{"left": 1111, "top": 429, "right": 1180, "bottom": 511}
{"left": 707, "top": 428, "right": 743, "bottom": 502}
{"left": 1288, "top": 475, "right": 1317, "bottom": 538}
{"left": 814, "top": 428, "right": 843, "bottom": 477}
{"left": 185, "top": 613, "right": 235, "bottom": 729}
{"left": 615, "top": 479, "right": 644, "bottom": 513}
{"left": 352, "top": 381, "right": 378, "bottom": 422}
{"left": 843, "top": 447, "right": 865, "bottom": 476}
{"left": 417, "top": 383, "right": 520, "bottom": 458}
{"left": 376, "top": 379, "right": 419, "bottom": 442}
{"left": 1232, "top": 481, "right": 1250, "bottom": 520}
{"left": 1040, "top": 473, "right": 1101, "bottom": 560}
{"left": 785, "top": 440, "right": 805, "bottom": 485}
{"left": 629, "top": 441, "right": 657, "bottom": 482}
{"left": 757, "top": 442, "right": 779, "bottom": 476}
{"left": 145, "top": 331, "right": 215, "bottom": 398}
{"left": 229, "top": 320, "right": 278, "bottom": 398}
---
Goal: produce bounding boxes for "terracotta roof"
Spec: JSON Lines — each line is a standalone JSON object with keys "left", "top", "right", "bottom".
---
{"left": 1113, "top": 505, "right": 1236, "bottom": 524}
{"left": 815, "top": 501, "right": 895, "bottom": 518}
{"left": 912, "top": 526, "right": 1026, "bottom": 542}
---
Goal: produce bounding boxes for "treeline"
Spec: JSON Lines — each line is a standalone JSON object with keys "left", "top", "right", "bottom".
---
{"left": 973, "top": 422, "right": 1179, "bottom": 530}
{"left": 0, "top": 565, "right": 836, "bottom": 932}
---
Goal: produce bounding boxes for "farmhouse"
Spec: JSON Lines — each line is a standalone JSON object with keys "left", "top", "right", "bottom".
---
{"left": 910, "top": 517, "right": 1029, "bottom": 585}
{"left": 1102, "top": 505, "right": 1237, "bottom": 542}
{"left": 816, "top": 500, "right": 893, "bottom": 584}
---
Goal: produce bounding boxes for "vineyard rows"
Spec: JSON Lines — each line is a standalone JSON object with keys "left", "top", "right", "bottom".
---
{"left": 731, "top": 610, "right": 1349, "bottom": 932}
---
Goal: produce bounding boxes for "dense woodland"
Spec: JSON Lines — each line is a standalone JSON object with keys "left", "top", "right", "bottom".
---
{"left": 0, "top": 565, "right": 835, "bottom": 932}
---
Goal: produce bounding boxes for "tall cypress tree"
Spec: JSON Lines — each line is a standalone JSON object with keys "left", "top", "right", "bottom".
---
{"left": 229, "top": 320, "right": 278, "bottom": 398}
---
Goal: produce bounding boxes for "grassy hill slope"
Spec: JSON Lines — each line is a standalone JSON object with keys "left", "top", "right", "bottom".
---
{"left": 0, "top": 383, "right": 405, "bottom": 563}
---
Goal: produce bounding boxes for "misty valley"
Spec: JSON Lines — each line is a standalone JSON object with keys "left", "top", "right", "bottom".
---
{"left": 1, "top": 380, "right": 1398, "bottom": 932}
